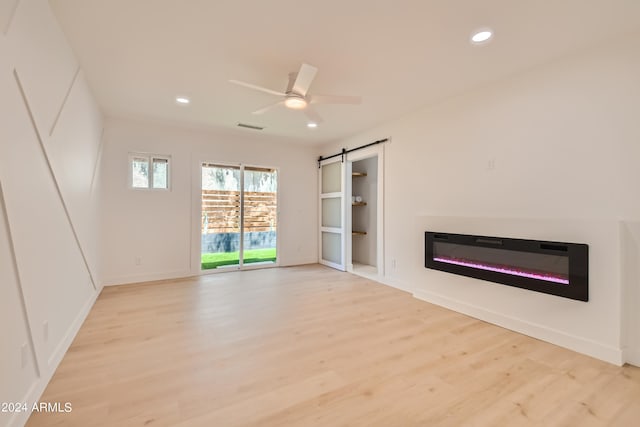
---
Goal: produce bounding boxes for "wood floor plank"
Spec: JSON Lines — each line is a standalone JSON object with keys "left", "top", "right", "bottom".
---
{"left": 26, "top": 264, "right": 640, "bottom": 426}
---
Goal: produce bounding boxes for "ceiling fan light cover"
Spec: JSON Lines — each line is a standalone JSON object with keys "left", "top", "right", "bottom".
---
{"left": 284, "top": 96, "right": 307, "bottom": 109}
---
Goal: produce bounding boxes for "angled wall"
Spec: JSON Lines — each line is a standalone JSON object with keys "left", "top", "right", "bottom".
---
{"left": 0, "top": 1, "right": 103, "bottom": 426}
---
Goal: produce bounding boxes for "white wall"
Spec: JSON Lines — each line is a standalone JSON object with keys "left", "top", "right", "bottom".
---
{"left": 621, "top": 222, "right": 640, "bottom": 366}
{"left": 100, "top": 118, "right": 318, "bottom": 285}
{"left": 321, "top": 34, "right": 640, "bottom": 365}
{"left": 0, "top": 1, "right": 103, "bottom": 426}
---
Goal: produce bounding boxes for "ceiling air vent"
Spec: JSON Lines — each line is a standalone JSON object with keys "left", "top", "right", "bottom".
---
{"left": 237, "top": 123, "right": 264, "bottom": 131}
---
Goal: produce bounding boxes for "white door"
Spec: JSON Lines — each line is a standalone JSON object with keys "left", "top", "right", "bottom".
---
{"left": 319, "top": 158, "right": 346, "bottom": 271}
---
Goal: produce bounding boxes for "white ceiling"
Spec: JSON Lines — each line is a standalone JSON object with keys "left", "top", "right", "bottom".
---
{"left": 50, "top": 0, "right": 640, "bottom": 146}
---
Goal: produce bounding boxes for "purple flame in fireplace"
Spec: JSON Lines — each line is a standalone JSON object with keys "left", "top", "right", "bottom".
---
{"left": 433, "top": 256, "right": 569, "bottom": 285}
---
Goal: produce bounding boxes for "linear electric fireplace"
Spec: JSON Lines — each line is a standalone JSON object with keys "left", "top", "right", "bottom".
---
{"left": 425, "top": 232, "right": 588, "bottom": 301}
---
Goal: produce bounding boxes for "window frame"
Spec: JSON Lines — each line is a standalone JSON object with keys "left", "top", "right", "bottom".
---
{"left": 128, "top": 153, "right": 171, "bottom": 191}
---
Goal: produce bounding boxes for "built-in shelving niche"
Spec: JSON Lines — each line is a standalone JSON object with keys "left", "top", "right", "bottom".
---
{"left": 352, "top": 171, "right": 367, "bottom": 236}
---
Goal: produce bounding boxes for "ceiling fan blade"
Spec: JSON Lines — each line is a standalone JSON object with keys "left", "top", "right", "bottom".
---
{"left": 229, "top": 80, "right": 286, "bottom": 97}
{"left": 303, "top": 107, "right": 323, "bottom": 124}
{"left": 292, "top": 63, "right": 318, "bottom": 96}
{"left": 252, "top": 100, "right": 285, "bottom": 115}
{"left": 310, "top": 95, "right": 362, "bottom": 105}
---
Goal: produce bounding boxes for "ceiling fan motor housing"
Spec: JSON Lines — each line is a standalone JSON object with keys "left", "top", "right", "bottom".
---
{"left": 284, "top": 93, "right": 308, "bottom": 109}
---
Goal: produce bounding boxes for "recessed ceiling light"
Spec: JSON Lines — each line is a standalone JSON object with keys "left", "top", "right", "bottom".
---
{"left": 471, "top": 29, "right": 493, "bottom": 45}
{"left": 307, "top": 122, "right": 318, "bottom": 128}
{"left": 175, "top": 96, "right": 190, "bottom": 104}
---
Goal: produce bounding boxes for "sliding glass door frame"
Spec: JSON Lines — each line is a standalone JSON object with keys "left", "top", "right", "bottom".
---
{"left": 196, "top": 160, "right": 280, "bottom": 275}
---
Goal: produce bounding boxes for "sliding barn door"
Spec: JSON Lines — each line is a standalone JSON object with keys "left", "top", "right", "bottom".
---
{"left": 319, "top": 159, "right": 346, "bottom": 271}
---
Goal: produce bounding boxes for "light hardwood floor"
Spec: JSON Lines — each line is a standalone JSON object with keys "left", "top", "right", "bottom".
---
{"left": 27, "top": 265, "right": 640, "bottom": 426}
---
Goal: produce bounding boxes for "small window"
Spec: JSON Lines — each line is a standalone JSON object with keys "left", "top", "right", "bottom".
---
{"left": 129, "top": 153, "right": 170, "bottom": 190}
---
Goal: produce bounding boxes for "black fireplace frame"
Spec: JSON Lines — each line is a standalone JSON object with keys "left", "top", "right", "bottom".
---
{"left": 425, "top": 232, "right": 589, "bottom": 301}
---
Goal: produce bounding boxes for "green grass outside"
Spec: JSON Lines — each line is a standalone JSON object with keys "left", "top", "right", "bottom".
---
{"left": 201, "top": 248, "right": 277, "bottom": 270}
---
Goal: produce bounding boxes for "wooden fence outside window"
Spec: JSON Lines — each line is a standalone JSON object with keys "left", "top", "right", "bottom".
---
{"left": 201, "top": 190, "right": 277, "bottom": 234}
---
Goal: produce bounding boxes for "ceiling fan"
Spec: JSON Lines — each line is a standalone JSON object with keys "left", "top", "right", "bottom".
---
{"left": 229, "top": 63, "right": 361, "bottom": 124}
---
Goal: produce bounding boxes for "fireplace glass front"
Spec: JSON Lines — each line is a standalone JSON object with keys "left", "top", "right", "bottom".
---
{"left": 425, "top": 232, "right": 588, "bottom": 301}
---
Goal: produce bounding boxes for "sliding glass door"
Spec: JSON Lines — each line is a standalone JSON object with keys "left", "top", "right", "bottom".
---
{"left": 201, "top": 164, "right": 241, "bottom": 269}
{"left": 243, "top": 166, "right": 278, "bottom": 266}
{"left": 201, "top": 163, "right": 277, "bottom": 271}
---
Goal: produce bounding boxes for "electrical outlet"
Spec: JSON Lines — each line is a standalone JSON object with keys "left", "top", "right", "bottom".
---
{"left": 392, "top": 259, "right": 397, "bottom": 270}
{"left": 487, "top": 158, "right": 496, "bottom": 171}
{"left": 135, "top": 256, "right": 141, "bottom": 266}
{"left": 21, "top": 343, "right": 28, "bottom": 368}
{"left": 43, "top": 321, "right": 49, "bottom": 342}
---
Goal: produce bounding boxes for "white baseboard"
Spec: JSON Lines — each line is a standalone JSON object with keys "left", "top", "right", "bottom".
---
{"left": 413, "top": 288, "right": 624, "bottom": 366}
{"left": 47, "top": 291, "right": 99, "bottom": 368}
{"left": 377, "top": 276, "right": 414, "bottom": 294}
{"left": 11, "top": 289, "right": 101, "bottom": 427}
{"left": 280, "top": 257, "right": 318, "bottom": 267}
{"left": 345, "top": 268, "right": 413, "bottom": 294}
{"left": 623, "top": 348, "right": 640, "bottom": 367}
{"left": 105, "top": 263, "right": 398, "bottom": 289}
{"left": 101, "top": 269, "right": 191, "bottom": 286}
{"left": 102, "top": 261, "right": 320, "bottom": 287}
